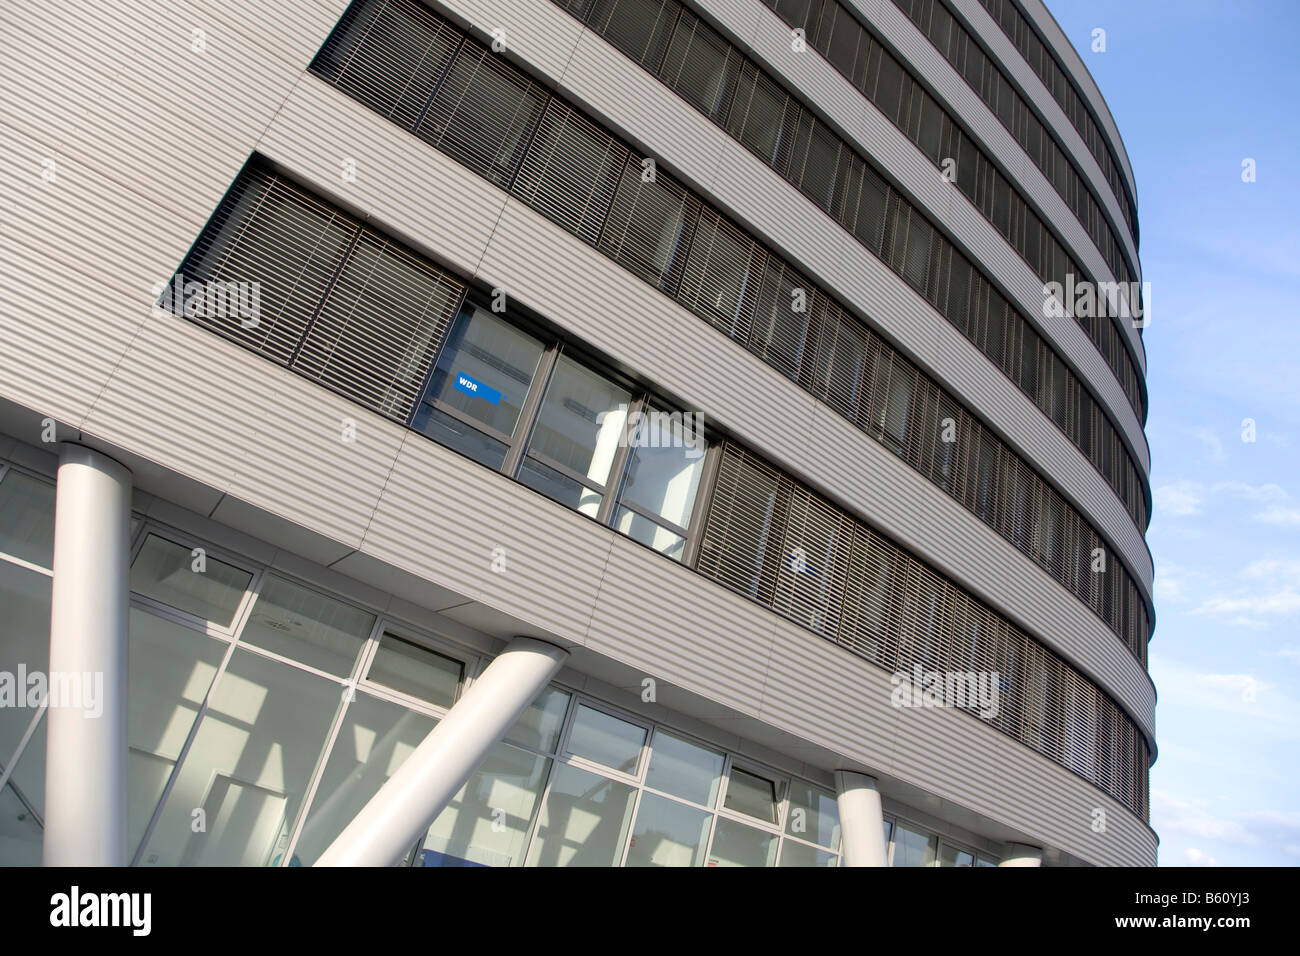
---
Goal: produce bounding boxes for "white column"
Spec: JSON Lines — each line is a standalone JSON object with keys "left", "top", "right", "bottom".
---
{"left": 835, "top": 770, "right": 888, "bottom": 867}
{"left": 43, "top": 445, "right": 132, "bottom": 867}
{"left": 317, "top": 636, "right": 568, "bottom": 867}
{"left": 999, "top": 843, "right": 1044, "bottom": 867}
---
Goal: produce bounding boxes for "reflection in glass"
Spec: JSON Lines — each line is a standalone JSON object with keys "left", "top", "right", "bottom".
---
{"left": 126, "top": 609, "right": 227, "bottom": 857}
{"left": 723, "top": 767, "right": 778, "bottom": 823}
{"left": 566, "top": 705, "right": 646, "bottom": 774}
{"left": 519, "top": 355, "right": 630, "bottom": 515}
{"left": 130, "top": 535, "right": 251, "bottom": 626}
{"left": 421, "top": 741, "right": 550, "bottom": 867}
{"left": 624, "top": 792, "right": 711, "bottom": 867}
{"left": 525, "top": 763, "right": 636, "bottom": 866}
{"left": 778, "top": 840, "right": 838, "bottom": 867}
{"left": 239, "top": 576, "right": 375, "bottom": 677}
{"left": 785, "top": 780, "right": 840, "bottom": 850}
{"left": 505, "top": 685, "right": 571, "bottom": 753}
{"left": 0, "top": 783, "right": 41, "bottom": 866}
{"left": 366, "top": 633, "right": 462, "bottom": 708}
{"left": 644, "top": 730, "right": 723, "bottom": 807}
{"left": 708, "top": 815, "right": 778, "bottom": 867}
{"left": 938, "top": 843, "right": 975, "bottom": 867}
{"left": 137, "top": 649, "right": 342, "bottom": 866}
{"left": 0, "top": 470, "right": 55, "bottom": 567}
{"left": 290, "top": 692, "right": 435, "bottom": 866}
{"left": 421, "top": 306, "right": 543, "bottom": 440}
{"left": 892, "top": 823, "right": 938, "bottom": 867}
{"left": 0, "top": 561, "right": 51, "bottom": 811}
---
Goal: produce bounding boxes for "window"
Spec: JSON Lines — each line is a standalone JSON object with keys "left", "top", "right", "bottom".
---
{"left": 130, "top": 534, "right": 251, "bottom": 627}
{"left": 0, "top": 468, "right": 54, "bottom": 567}
{"left": 644, "top": 730, "right": 724, "bottom": 806}
{"left": 415, "top": 42, "right": 546, "bottom": 187}
{"left": 937, "top": 842, "right": 975, "bottom": 866}
{"left": 625, "top": 792, "right": 712, "bottom": 867}
{"left": 661, "top": 13, "right": 739, "bottom": 122}
{"left": 598, "top": 159, "right": 699, "bottom": 293}
{"left": 723, "top": 767, "right": 779, "bottom": 824}
{"left": 708, "top": 816, "right": 779, "bottom": 867}
{"left": 411, "top": 305, "right": 546, "bottom": 469}
{"left": 525, "top": 763, "right": 637, "bottom": 866}
{"left": 891, "top": 822, "right": 937, "bottom": 866}
{"left": 366, "top": 633, "right": 464, "bottom": 709}
{"left": 238, "top": 576, "right": 375, "bottom": 677}
{"left": 137, "top": 649, "right": 344, "bottom": 866}
{"left": 587, "top": 0, "right": 679, "bottom": 72}
{"left": 517, "top": 355, "right": 632, "bottom": 518}
{"left": 566, "top": 705, "right": 647, "bottom": 775}
{"left": 612, "top": 409, "right": 708, "bottom": 560}
{"left": 727, "top": 64, "right": 794, "bottom": 169}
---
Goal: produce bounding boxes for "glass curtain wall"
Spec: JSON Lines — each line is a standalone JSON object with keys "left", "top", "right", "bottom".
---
{"left": 0, "top": 460, "right": 841, "bottom": 867}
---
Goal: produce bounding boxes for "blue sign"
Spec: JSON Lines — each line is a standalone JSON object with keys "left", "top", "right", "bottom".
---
{"left": 453, "top": 371, "right": 502, "bottom": 405}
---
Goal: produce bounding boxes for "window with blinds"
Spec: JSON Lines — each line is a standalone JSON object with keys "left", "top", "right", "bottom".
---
{"left": 307, "top": 0, "right": 1152, "bottom": 662}
{"left": 545, "top": 0, "right": 1148, "bottom": 513}
{"left": 698, "top": 442, "right": 1149, "bottom": 818}
{"left": 170, "top": 162, "right": 463, "bottom": 423}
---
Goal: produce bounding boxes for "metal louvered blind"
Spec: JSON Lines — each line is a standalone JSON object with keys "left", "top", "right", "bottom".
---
{"left": 597, "top": 157, "right": 700, "bottom": 294}
{"left": 174, "top": 163, "right": 464, "bottom": 422}
{"left": 699, "top": 440, "right": 1150, "bottom": 818}
{"left": 512, "top": 100, "right": 629, "bottom": 244}
{"left": 310, "top": 0, "right": 461, "bottom": 129}
{"left": 309, "top": 0, "right": 1151, "bottom": 664}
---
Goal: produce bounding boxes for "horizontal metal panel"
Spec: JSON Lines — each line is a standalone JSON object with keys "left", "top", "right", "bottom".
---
{"left": 360, "top": 432, "right": 617, "bottom": 644}
{"left": 254, "top": 76, "right": 511, "bottom": 275}
{"left": 1018, "top": 0, "right": 1137, "bottom": 199}
{"left": 0, "top": 0, "right": 332, "bottom": 239}
{"left": 945, "top": 0, "right": 1145, "bottom": 369}
{"left": 432, "top": 1, "right": 1152, "bottom": 563}
{"left": 756, "top": 604, "right": 1155, "bottom": 864}
{"left": 585, "top": 537, "right": 781, "bottom": 720}
{"left": 732, "top": 0, "right": 1150, "bottom": 432}
{"left": 469, "top": 194, "right": 1154, "bottom": 732}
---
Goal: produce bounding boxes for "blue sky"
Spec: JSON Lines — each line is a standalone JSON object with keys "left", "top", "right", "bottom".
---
{"left": 1046, "top": 0, "right": 1300, "bottom": 865}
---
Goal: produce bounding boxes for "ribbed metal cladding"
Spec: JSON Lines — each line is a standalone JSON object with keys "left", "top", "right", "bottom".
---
{"left": 546, "top": 0, "right": 1149, "bottom": 506}
{"left": 697, "top": 443, "right": 1148, "bottom": 818}
{"left": 173, "top": 164, "right": 465, "bottom": 423}
{"left": 883, "top": 0, "right": 1139, "bottom": 304}
{"left": 971, "top": 0, "right": 1137, "bottom": 239}
{"left": 302, "top": 0, "right": 1151, "bottom": 665}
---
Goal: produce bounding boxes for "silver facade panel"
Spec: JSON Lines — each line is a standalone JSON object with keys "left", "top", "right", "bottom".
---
{"left": 436, "top": 2, "right": 1153, "bottom": 567}
{"left": 942, "top": 0, "right": 1140, "bottom": 273}
{"left": 1019, "top": 0, "right": 1138, "bottom": 198}
{"left": 945, "top": 0, "right": 1145, "bottom": 368}
{"left": 708, "top": 0, "right": 1149, "bottom": 399}
{"left": 0, "top": 0, "right": 1155, "bottom": 864}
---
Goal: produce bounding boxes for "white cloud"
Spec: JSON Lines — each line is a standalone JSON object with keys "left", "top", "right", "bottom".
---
{"left": 1154, "top": 481, "right": 1203, "bottom": 517}
{"left": 1152, "top": 791, "right": 1255, "bottom": 844}
{"left": 1257, "top": 507, "right": 1300, "bottom": 526}
{"left": 1196, "top": 591, "right": 1300, "bottom": 616}
{"left": 1184, "top": 848, "right": 1220, "bottom": 866}
{"left": 1191, "top": 427, "right": 1227, "bottom": 462}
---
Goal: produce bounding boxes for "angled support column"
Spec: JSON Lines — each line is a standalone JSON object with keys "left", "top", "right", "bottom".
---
{"left": 317, "top": 636, "right": 567, "bottom": 867}
{"left": 999, "top": 843, "right": 1044, "bottom": 867}
{"left": 43, "top": 445, "right": 132, "bottom": 866}
{"left": 834, "top": 770, "right": 888, "bottom": 867}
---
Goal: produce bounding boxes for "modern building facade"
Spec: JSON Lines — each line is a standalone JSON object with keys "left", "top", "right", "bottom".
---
{"left": 0, "top": 0, "right": 1155, "bottom": 866}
